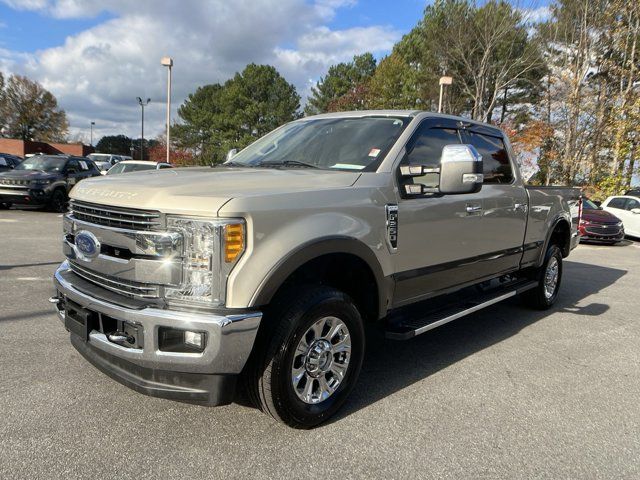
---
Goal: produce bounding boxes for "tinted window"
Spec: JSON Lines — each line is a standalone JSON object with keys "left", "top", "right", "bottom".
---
{"left": 66, "top": 159, "right": 80, "bottom": 172}
{"left": 406, "top": 127, "right": 461, "bottom": 167}
{"left": 159, "top": 164, "right": 172, "bottom": 169}
{"left": 466, "top": 131, "right": 513, "bottom": 184}
{"left": 626, "top": 198, "right": 640, "bottom": 210}
{"left": 607, "top": 198, "right": 627, "bottom": 209}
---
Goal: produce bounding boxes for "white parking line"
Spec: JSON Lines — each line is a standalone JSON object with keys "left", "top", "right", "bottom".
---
{"left": 0, "top": 219, "right": 18, "bottom": 223}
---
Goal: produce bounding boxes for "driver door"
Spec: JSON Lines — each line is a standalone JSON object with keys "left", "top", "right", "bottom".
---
{"left": 65, "top": 158, "right": 83, "bottom": 191}
{"left": 392, "top": 118, "right": 487, "bottom": 306}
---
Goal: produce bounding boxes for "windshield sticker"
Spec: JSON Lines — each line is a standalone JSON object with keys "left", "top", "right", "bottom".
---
{"left": 368, "top": 148, "right": 381, "bottom": 157}
{"left": 331, "top": 163, "right": 365, "bottom": 170}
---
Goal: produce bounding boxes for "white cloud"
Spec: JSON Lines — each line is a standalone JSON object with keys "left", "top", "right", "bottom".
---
{"left": 0, "top": 0, "right": 401, "bottom": 142}
{"left": 518, "top": 6, "right": 551, "bottom": 24}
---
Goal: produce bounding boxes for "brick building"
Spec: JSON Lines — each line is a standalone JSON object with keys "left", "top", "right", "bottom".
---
{"left": 0, "top": 138, "right": 94, "bottom": 157}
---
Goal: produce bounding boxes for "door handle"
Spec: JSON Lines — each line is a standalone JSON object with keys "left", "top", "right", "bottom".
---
{"left": 466, "top": 204, "right": 482, "bottom": 213}
{"left": 514, "top": 203, "right": 528, "bottom": 212}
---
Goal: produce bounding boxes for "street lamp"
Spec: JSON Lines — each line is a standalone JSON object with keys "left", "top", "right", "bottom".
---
{"left": 438, "top": 76, "right": 453, "bottom": 114}
{"left": 161, "top": 56, "right": 173, "bottom": 164}
{"left": 90, "top": 121, "right": 95, "bottom": 147}
{"left": 136, "top": 97, "right": 151, "bottom": 160}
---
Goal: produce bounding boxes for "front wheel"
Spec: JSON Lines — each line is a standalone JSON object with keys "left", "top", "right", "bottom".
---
{"left": 246, "top": 286, "right": 365, "bottom": 429}
{"left": 49, "top": 189, "right": 68, "bottom": 212}
{"left": 523, "top": 244, "right": 563, "bottom": 310}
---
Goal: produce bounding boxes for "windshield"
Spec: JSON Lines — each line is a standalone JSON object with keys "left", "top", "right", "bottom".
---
{"left": 15, "top": 156, "right": 66, "bottom": 172}
{"left": 88, "top": 154, "right": 110, "bottom": 161}
{"left": 227, "top": 116, "right": 409, "bottom": 171}
{"left": 107, "top": 163, "right": 155, "bottom": 175}
{"left": 583, "top": 199, "right": 600, "bottom": 210}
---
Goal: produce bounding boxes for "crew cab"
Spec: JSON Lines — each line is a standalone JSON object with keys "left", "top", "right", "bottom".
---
{"left": 50, "top": 111, "right": 580, "bottom": 428}
{"left": 0, "top": 154, "right": 101, "bottom": 211}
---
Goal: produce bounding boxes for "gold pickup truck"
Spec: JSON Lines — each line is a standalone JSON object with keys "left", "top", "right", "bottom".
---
{"left": 51, "top": 111, "right": 580, "bottom": 428}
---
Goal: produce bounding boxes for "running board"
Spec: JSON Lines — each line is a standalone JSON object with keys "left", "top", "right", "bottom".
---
{"left": 385, "top": 280, "right": 538, "bottom": 340}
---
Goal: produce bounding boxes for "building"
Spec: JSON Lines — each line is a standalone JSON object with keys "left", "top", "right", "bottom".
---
{"left": 0, "top": 138, "right": 94, "bottom": 157}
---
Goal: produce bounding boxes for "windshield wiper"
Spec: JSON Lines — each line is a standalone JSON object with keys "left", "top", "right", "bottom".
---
{"left": 257, "top": 160, "right": 320, "bottom": 169}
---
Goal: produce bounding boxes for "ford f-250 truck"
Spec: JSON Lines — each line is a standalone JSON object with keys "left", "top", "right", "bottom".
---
{"left": 50, "top": 111, "right": 580, "bottom": 428}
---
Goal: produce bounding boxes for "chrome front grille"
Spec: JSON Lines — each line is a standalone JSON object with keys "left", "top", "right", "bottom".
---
{"left": 70, "top": 200, "right": 161, "bottom": 231}
{"left": 69, "top": 261, "right": 160, "bottom": 299}
{"left": 0, "top": 179, "right": 29, "bottom": 186}
{"left": 585, "top": 225, "right": 622, "bottom": 236}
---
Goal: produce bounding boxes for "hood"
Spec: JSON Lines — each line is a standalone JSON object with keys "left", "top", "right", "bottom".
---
{"left": 70, "top": 167, "right": 361, "bottom": 215}
{"left": 582, "top": 208, "right": 621, "bottom": 224}
{"left": 0, "top": 169, "right": 60, "bottom": 182}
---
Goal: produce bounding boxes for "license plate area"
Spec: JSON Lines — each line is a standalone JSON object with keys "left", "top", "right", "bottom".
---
{"left": 63, "top": 297, "right": 143, "bottom": 349}
{"left": 64, "top": 299, "right": 97, "bottom": 341}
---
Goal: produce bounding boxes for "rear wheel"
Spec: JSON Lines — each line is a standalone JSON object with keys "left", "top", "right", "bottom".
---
{"left": 523, "top": 244, "right": 563, "bottom": 310}
{"left": 49, "top": 189, "right": 68, "bottom": 213}
{"left": 245, "top": 286, "right": 365, "bottom": 429}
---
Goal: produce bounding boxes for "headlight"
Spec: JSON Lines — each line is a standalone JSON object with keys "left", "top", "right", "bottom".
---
{"left": 32, "top": 179, "right": 52, "bottom": 187}
{"left": 165, "top": 216, "right": 245, "bottom": 307}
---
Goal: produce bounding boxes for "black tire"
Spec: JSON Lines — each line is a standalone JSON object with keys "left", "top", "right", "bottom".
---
{"left": 245, "top": 286, "right": 365, "bottom": 429}
{"left": 49, "top": 189, "right": 68, "bottom": 212}
{"left": 522, "top": 244, "right": 563, "bottom": 310}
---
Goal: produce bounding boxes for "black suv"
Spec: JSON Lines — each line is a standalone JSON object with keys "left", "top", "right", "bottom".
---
{"left": 0, "top": 153, "right": 23, "bottom": 172}
{"left": 0, "top": 155, "right": 101, "bottom": 211}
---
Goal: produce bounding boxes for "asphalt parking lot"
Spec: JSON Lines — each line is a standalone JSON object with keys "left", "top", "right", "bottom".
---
{"left": 1, "top": 208, "right": 639, "bottom": 479}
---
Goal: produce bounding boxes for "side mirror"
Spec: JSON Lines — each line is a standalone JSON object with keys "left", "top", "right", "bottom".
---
{"left": 400, "top": 144, "right": 483, "bottom": 196}
{"left": 226, "top": 149, "right": 238, "bottom": 161}
{"left": 439, "top": 144, "right": 483, "bottom": 194}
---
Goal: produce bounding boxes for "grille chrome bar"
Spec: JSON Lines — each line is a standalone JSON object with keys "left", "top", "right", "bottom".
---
{"left": 69, "top": 261, "right": 160, "bottom": 299}
{"left": 70, "top": 200, "right": 161, "bottom": 231}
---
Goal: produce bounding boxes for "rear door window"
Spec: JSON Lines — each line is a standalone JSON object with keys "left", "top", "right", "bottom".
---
{"left": 465, "top": 131, "right": 513, "bottom": 184}
{"left": 625, "top": 198, "right": 640, "bottom": 210}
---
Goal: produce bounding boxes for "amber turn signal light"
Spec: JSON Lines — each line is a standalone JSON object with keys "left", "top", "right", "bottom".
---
{"left": 224, "top": 223, "right": 245, "bottom": 263}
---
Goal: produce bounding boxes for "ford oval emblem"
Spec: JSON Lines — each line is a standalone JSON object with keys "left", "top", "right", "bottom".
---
{"left": 75, "top": 230, "right": 101, "bottom": 260}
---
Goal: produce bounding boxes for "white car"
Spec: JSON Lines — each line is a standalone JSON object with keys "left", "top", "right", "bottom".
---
{"left": 602, "top": 195, "right": 640, "bottom": 237}
{"left": 106, "top": 160, "right": 173, "bottom": 175}
{"left": 87, "top": 153, "right": 123, "bottom": 167}
{"left": 93, "top": 161, "right": 112, "bottom": 175}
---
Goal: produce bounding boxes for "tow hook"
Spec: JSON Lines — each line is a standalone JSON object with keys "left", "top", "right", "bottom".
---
{"left": 48, "top": 296, "right": 61, "bottom": 304}
{"left": 107, "top": 331, "right": 136, "bottom": 347}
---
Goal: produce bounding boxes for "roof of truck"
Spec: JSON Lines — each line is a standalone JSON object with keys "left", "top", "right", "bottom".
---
{"left": 301, "top": 110, "right": 498, "bottom": 130}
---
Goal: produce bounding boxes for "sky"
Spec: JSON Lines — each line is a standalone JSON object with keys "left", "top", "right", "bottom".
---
{"left": 0, "top": 0, "right": 551, "bottom": 144}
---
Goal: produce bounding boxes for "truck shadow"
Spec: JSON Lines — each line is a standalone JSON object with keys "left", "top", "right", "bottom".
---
{"left": 326, "top": 259, "right": 626, "bottom": 424}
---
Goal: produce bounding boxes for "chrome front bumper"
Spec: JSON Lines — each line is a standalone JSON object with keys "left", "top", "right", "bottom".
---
{"left": 53, "top": 261, "right": 262, "bottom": 376}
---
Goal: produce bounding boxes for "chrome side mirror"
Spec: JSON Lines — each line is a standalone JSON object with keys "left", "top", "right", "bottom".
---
{"left": 400, "top": 144, "right": 483, "bottom": 196}
{"left": 226, "top": 148, "right": 238, "bottom": 161}
{"left": 439, "top": 144, "right": 483, "bottom": 194}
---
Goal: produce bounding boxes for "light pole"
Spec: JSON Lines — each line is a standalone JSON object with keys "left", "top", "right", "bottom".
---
{"left": 90, "top": 121, "right": 95, "bottom": 147}
{"left": 161, "top": 56, "right": 173, "bottom": 164}
{"left": 136, "top": 97, "right": 151, "bottom": 160}
{"left": 438, "top": 76, "right": 453, "bottom": 113}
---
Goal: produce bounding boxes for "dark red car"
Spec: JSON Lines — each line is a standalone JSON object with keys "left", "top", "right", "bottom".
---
{"left": 579, "top": 198, "right": 624, "bottom": 244}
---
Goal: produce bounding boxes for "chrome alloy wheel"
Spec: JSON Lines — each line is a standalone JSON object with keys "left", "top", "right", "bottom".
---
{"left": 544, "top": 256, "right": 559, "bottom": 299}
{"left": 291, "top": 316, "right": 351, "bottom": 405}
